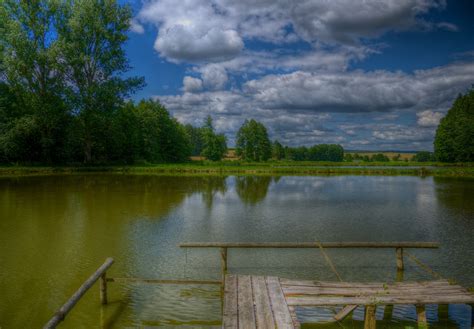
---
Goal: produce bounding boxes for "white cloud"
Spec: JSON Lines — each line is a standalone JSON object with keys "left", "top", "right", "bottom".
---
{"left": 199, "top": 64, "right": 229, "bottom": 90}
{"left": 436, "top": 22, "right": 458, "bottom": 32}
{"left": 182, "top": 76, "right": 203, "bottom": 93}
{"left": 417, "top": 110, "right": 444, "bottom": 127}
{"left": 130, "top": 19, "right": 145, "bottom": 34}
{"left": 137, "top": 0, "right": 445, "bottom": 62}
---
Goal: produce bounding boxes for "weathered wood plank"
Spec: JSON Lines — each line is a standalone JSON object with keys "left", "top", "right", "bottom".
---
{"left": 180, "top": 241, "right": 439, "bottom": 249}
{"left": 282, "top": 286, "right": 466, "bottom": 297}
{"left": 334, "top": 305, "right": 358, "bottom": 321}
{"left": 237, "top": 275, "right": 256, "bottom": 329}
{"left": 288, "top": 306, "right": 301, "bottom": 329}
{"left": 280, "top": 279, "right": 451, "bottom": 288}
{"left": 266, "top": 277, "right": 295, "bottom": 329}
{"left": 286, "top": 294, "right": 474, "bottom": 306}
{"left": 252, "top": 276, "right": 276, "bottom": 329}
{"left": 223, "top": 275, "right": 238, "bottom": 329}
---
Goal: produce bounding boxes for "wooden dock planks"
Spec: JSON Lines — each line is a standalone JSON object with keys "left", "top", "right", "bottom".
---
{"left": 222, "top": 275, "right": 299, "bottom": 329}
{"left": 223, "top": 275, "right": 474, "bottom": 328}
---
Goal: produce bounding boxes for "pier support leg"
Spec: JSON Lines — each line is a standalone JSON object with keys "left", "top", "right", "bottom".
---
{"left": 469, "top": 304, "right": 473, "bottom": 329}
{"left": 364, "top": 305, "right": 376, "bottom": 329}
{"left": 100, "top": 272, "right": 108, "bottom": 305}
{"left": 416, "top": 304, "right": 427, "bottom": 329}
{"left": 383, "top": 305, "right": 393, "bottom": 321}
{"left": 396, "top": 248, "right": 404, "bottom": 271}
{"left": 437, "top": 304, "right": 448, "bottom": 326}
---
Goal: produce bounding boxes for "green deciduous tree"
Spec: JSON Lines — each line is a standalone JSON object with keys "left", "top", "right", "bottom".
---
{"left": 272, "top": 140, "right": 284, "bottom": 160}
{"left": 412, "top": 151, "right": 434, "bottom": 162}
{"left": 236, "top": 119, "right": 271, "bottom": 161}
{"left": 0, "top": 0, "right": 69, "bottom": 162}
{"left": 56, "top": 0, "right": 144, "bottom": 163}
{"left": 434, "top": 89, "right": 474, "bottom": 162}
{"left": 201, "top": 116, "right": 227, "bottom": 161}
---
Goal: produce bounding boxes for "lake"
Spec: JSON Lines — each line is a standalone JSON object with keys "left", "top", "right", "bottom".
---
{"left": 0, "top": 174, "right": 473, "bottom": 328}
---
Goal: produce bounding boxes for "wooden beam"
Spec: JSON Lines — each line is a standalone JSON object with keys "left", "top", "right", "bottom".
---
{"left": 106, "top": 277, "right": 221, "bottom": 285}
{"left": 180, "top": 242, "right": 439, "bottom": 249}
{"left": 334, "top": 305, "right": 358, "bottom": 322}
{"left": 220, "top": 247, "right": 228, "bottom": 282}
{"left": 364, "top": 305, "right": 376, "bottom": 329}
{"left": 43, "top": 258, "right": 114, "bottom": 329}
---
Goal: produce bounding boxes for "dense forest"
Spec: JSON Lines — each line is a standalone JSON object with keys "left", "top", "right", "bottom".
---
{"left": 0, "top": 0, "right": 471, "bottom": 165}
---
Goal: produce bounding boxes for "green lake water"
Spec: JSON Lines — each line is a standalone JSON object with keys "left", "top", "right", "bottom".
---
{"left": 0, "top": 174, "right": 473, "bottom": 328}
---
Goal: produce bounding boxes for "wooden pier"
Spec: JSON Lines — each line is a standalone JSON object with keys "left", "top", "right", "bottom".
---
{"left": 223, "top": 275, "right": 474, "bottom": 329}
{"left": 44, "top": 241, "right": 474, "bottom": 328}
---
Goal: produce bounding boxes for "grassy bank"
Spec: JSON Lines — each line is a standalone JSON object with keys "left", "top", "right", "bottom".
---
{"left": 1, "top": 161, "right": 474, "bottom": 177}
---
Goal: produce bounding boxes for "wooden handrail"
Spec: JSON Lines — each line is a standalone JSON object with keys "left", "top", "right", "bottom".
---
{"left": 43, "top": 258, "right": 114, "bottom": 329}
{"left": 180, "top": 242, "right": 439, "bottom": 280}
{"left": 179, "top": 242, "right": 439, "bottom": 249}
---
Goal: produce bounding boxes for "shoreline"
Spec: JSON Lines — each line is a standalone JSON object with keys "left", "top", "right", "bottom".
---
{"left": 1, "top": 162, "right": 473, "bottom": 177}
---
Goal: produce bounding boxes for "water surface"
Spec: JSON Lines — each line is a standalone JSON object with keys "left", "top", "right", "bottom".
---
{"left": 0, "top": 174, "right": 473, "bottom": 328}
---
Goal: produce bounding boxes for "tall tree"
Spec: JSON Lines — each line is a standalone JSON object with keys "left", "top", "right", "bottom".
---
{"left": 236, "top": 119, "right": 271, "bottom": 161}
{"left": 272, "top": 140, "right": 284, "bottom": 160}
{"left": 56, "top": 0, "right": 144, "bottom": 163}
{"left": 434, "top": 89, "right": 474, "bottom": 162}
{"left": 0, "top": 0, "right": 69, "bottom": 162}
{"left": 201, "top": 116, "right": 227, "bottom": 161}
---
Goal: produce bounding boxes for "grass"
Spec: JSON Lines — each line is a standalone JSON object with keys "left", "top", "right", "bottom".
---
{"left": 1, "top": 161, "right": 474, "bottom": 177}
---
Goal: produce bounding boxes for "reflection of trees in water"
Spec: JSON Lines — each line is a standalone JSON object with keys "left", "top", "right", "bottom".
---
{"left": 235, "top": 176, "right": 278, "bottom": 204}
{"left": 433, "top": 177, "right": 474, "bottom": 213}
{"left": 0, "top": 174, "right": 228, "bottom": 220}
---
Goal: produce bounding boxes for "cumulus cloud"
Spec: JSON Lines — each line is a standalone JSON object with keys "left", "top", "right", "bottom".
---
{"left": 243, "top": 62, "right": 474, "bottom": 112}
{"left": 417, "top": 110, "right": 444, "bottom": 127}
{"left": 182, "top": 76, "right": 203, "bottom": 93}
{"left": 199, "top": 64, "right": 229, "bottom": 90}
{"left": 137, "top": 0, "right": 446, "bottom": 62}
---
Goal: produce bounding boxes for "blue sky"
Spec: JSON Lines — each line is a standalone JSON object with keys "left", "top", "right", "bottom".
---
{"left": 123, "top": 0, "right": 474, "bottom": 150}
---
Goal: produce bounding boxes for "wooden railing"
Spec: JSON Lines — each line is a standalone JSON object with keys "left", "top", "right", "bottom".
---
{"left": 43, "top": 258, "right": 114, "bottom": 329}
{"left": 179, "top": 242, "right": 440, "bottom": 281}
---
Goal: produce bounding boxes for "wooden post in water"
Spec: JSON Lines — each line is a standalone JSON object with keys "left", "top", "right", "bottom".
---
{"left": 396, "top": 248, "right": 404, "bottom": 271}
{"left": 43, "top": 258, "right": 114, "bottom": 329}
{"left": 416, "top": 304, "right": 427, "bottom": 328}
{"left": 364, "top": 305, "right": 376, "bottom": 329}
{"left": 220, "top": 247, "right": 228, "bottom": 282}
{"left": 100, "top": 272, "right": 108, "bottom": 305}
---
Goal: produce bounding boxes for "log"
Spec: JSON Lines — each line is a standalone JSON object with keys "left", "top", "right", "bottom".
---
{"left": 43, "top": 258, "right": 114, "bottom": 329}
{"left": 180, "top": 242, "right": 439, "bottom": 249}
{"left": 220, "top": 247, "right": 228, "bottom": 282}
{"left": 334, "top": 305, "right": 358, "bottom": 321}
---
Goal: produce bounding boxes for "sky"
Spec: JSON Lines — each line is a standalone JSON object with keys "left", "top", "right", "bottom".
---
{"left": 123, "top": 0, "right": 474, "bottom": 151}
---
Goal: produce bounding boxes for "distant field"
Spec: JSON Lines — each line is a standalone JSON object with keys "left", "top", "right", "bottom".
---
{"left": 347, "top": 151, "right": 415, "bottom": 161}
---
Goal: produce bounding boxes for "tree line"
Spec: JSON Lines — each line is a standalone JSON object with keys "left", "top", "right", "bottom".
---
{"left": 1, "top": 1, "right": 471, "bottom": 165}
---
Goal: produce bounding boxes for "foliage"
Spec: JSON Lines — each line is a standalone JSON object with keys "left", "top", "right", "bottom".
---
{"left": 56, "top": 0, "right": 144, "bottom": 163}
{"left": 201, "top": 116, "right": 227, "bottom": 161}
{"left": 282, "top": 144, "right": 344, "bottom": 162}
{"left": 272, "top": 140, "right": 284, "bottom": 160}
{"left": 236, "top": 119, "right": 272, "bottom": 161}
{"left": 434, "top": 89, "right": 474, "bottom": 162}
{"left": 370, "top": 153, "right": 390, "bottom": 162}
{"left": 185, "top": 124, "right": 205, "bottom": 156}
{"left": 412, "top": 151, "right": 434, "bottom": 162}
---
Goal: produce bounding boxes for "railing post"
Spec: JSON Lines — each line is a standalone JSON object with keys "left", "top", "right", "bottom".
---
{"left": 396, "top": 248, "right": 404, "bottom": 271}
{"left": 100, "top": 272, "right": 108, "bottom": 305}
{"left": 220, "top": 247, "right": 228, "bottom": 282}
